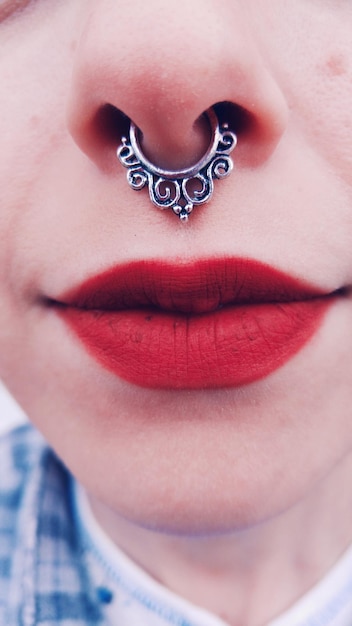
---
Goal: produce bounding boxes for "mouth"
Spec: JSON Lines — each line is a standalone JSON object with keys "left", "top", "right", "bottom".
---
{"left": 52, "top": 257, "right": 336, "bottom": 390}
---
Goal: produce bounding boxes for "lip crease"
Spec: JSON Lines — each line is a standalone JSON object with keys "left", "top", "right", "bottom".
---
{"left": 55, "top": 257, "right": 335, "bottom": 390}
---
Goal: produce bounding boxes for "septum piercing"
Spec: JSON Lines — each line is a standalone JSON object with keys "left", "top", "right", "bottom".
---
{"left": 117, "top": 107, "right": 237, "bottom": 222}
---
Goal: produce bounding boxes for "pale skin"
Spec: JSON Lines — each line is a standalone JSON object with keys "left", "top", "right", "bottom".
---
{"left": 1, "top": 1, "right": 352, "bottom": 625}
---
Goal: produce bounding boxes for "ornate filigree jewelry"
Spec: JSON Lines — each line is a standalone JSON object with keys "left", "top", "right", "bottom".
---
{"left": 117, "top": 108, "right": 237, "bottom": 222}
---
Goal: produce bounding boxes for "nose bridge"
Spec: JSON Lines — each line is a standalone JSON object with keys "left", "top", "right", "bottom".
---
{"left": 69, "top": 0, "right": 288, "bottom": 170}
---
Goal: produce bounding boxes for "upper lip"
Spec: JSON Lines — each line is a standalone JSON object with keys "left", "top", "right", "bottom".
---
{"left": 56, "top": 257, "right": 327, "bottom": 315}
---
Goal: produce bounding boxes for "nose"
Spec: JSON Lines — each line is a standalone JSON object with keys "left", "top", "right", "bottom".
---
{"left": 68, "top": 0, "right": 288, "bottom": 173}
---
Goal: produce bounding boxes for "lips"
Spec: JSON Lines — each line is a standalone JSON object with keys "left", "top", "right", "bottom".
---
{"left": 56, "top": 258, "right": 333, "bottom": 390}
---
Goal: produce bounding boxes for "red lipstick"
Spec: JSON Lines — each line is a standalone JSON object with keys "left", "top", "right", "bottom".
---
{"left": 57, "top": 258, "right": 333, "bottom": 390}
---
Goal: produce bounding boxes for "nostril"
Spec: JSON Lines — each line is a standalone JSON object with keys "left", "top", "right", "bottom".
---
{"left": 88, "top": 101, "right": 257, "bottom": 171}
{"left": 213, "top": 101, "right": 253, "bottom": 140}
{"left": 91, "top": 104, "right": 211, "bottom": 170}
{"left": 213, "top": 100, "right": 281, "bottom": 166}
{"left": 94, "top": 103, "right": 243, "bottom": 171}
{"left": 93, "top": 104, "right": 130, "bottom": 151}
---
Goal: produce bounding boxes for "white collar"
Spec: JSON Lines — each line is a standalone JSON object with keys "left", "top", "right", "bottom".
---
{"left": 73, "top": 480, "right": 352, "bottom": 626}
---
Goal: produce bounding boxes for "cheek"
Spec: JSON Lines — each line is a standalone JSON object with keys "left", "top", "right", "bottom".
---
{"left": 257, "top": 4, "right": 352, "bottom": 184}
{"left": 295, "top": 55, "right": 352, "bottom": 185}
{"left": 0, "top": 5, "right": 77, "bottom": 300}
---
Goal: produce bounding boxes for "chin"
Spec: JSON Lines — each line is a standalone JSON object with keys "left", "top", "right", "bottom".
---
{"left": 70, "top": 432, "right": 330, "bottom": 537}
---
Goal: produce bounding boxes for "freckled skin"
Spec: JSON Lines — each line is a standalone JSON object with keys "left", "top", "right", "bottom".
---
{"left": 324, "top": 53, "right": 348, "bottom": 77}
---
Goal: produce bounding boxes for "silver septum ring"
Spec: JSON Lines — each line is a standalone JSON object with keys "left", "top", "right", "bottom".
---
{"left": 117, "top": 107, "right": 237, "bottom": 222}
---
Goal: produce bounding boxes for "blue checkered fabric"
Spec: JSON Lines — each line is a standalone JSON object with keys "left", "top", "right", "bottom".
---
{"left": 0, "top": 424, "right": 106, "bottom": 625}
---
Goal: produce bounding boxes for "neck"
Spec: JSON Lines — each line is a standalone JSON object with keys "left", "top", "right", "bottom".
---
{"left": 88, "top": 452, "right": 352, "bottom": 626}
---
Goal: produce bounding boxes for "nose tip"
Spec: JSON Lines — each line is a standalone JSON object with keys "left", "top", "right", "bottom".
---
{"left": 67, "top": 2, "right": 288, "bottom": 176}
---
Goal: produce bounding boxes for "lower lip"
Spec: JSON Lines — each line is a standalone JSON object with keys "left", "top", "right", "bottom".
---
{"left": 60, "top": 297, "right": 332, "bottom": 390}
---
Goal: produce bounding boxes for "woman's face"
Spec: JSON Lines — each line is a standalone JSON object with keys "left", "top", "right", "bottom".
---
{"left": 1, "top": 0, "right": 352, "bottom": 533}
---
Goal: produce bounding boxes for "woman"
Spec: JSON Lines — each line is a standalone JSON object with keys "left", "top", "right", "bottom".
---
{"left": 1, "top": 1, "right": 352, "bottom": 624}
